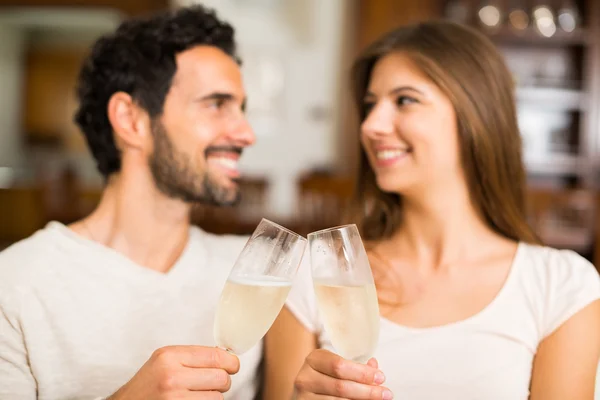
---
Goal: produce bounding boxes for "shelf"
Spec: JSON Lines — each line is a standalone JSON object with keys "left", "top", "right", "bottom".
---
{"left": 481, "top": 26, "right": 590, "bottom": 47}
{"left": 516, "top": 87, "right": 587, "bottom": 111}
{"left": 539, "top": 228, "right": 593, "bottom": 252}
{"left": 525, "top": 154, "right": 587, "bottom": 175}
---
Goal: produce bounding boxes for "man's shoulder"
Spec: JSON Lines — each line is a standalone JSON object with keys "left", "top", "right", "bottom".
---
{"left": 0, "top": 226, "right": 61, "bottom": 288}
{"left": 190, "top": 225, "right": 249, "bottom": 251}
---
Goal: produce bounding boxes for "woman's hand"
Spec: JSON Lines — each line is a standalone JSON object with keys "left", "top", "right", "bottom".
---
{"left": 294, "top": 349, "right": 393, "bottom": 399}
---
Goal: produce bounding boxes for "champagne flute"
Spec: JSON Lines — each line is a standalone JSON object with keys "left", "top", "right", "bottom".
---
{"left": 308, "top": 224, "right": 380, "bottom": 363}
{"left": 214, "top": 218, "right": 307, "bottom": 355}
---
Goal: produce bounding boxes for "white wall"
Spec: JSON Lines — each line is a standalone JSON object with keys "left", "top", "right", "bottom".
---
{"left": 175, "top": 0, "right": 348, "bottom": 217}
{"left": 0, "top": 25, "right": 25, "bottom": 172}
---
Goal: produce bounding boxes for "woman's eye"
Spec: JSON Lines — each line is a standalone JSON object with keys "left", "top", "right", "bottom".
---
{"left": 396, "top": 96, "right": 417, "bottom": 106}
{"left": 363, "top": 102, "right": 375, "bottom": 116}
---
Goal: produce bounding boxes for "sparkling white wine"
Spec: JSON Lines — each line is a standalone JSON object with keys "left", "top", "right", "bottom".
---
{"left": 313, "top": 280, "right": 380, "bottom": 363}
{"left": 214, "top": 276, "right": 292, "bottom": 354}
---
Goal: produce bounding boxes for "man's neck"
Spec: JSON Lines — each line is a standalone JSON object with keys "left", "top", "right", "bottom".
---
{"left": 70, "top": 167, "right": 192, "bottom": 273}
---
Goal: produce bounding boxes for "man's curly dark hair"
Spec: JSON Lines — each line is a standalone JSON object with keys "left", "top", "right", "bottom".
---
{"left": 73, "top": 5, "right": 239, "bottom": 179}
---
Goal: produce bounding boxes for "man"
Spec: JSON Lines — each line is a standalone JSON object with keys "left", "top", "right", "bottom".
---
{"left": 0, "top": 5, "right": 260, "bottom": 399}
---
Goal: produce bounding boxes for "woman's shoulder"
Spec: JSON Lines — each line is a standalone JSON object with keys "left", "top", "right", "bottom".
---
{"left": 517, "top": 242, "right": 598, "bottom": 278}
{"left": 517, "top": 242, "right": 600, "bottom": 338}
{"left": 515, "top": 242, "right": 599, "bottom": 297}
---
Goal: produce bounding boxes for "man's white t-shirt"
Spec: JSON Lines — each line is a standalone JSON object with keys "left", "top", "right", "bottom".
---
{"left": 0, "top": 222, "right": 261, "bottom": 400}
{"left": 286, "top": 242, "right": 600, "bottom": 400}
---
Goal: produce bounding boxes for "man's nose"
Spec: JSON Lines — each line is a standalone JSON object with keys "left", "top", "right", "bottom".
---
{"left": 229, "top": 116, "right": 256, "bottom": 147}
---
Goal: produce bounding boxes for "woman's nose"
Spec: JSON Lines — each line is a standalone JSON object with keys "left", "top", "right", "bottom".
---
{"left": 361, "top": 102, "right": 395, "bottom": 139}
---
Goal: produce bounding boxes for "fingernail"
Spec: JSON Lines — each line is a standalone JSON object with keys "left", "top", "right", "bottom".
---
{"left": 382, "top": 389, "right": 394, "bottom": 400}
{"left": 374, "top": 371, "right": 385, "bottom": 384}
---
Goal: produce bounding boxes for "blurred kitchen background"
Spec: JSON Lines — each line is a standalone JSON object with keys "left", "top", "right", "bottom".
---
{"left": 1, "top": 0, "right": 599, "bottom": 269}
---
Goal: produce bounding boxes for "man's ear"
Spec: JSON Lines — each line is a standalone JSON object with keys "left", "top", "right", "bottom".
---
{"left": 107, "top": 92, "right": 151, "bottom": 151}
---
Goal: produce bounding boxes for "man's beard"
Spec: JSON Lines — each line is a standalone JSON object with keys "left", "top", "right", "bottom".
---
{"left": 148, "top": 120, "right": 241, "bottom": 206}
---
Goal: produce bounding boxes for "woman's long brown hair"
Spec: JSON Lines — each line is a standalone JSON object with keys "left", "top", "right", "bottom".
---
{"left": 350, "top": 20, "right": 539, "bottom": 245}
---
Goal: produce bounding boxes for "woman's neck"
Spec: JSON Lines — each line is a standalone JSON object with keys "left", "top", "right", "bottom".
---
{"left": 387, "top": 183, "right": 509, "bottom": 270}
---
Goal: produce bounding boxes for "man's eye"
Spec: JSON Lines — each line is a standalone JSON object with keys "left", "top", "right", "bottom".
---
{"left": 210, "top": 99, "right": 227, "bottom": 109}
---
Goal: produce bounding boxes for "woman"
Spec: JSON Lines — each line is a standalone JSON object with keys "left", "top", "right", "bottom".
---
{"left": 263, "top": 21, "right": 600, "bottom": 400}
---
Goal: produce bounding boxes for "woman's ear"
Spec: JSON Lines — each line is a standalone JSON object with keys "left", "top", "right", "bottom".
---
{"left": 107, "top": 92, "right": 151, "bottom": 152}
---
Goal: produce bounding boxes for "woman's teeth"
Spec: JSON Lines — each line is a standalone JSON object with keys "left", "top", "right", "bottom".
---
{"left": 376, "top": 150, "right": 407, "bottom": 160}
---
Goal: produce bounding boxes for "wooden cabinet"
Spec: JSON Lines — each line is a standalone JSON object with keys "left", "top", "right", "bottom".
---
{"left": 8, "top": 0, "right": 168, "bottom": 147}
{"left": 0, "top": 0, "right": 168, "bottom": 16}
{"left": 357, "top": 0, "right": 443, "bottom": 50}
{"left": 23, "top": 47, "right": 87, "bottom": 150}
{"left": 441, "top": 0, "right": 600, "bottom": 260}
{"left": 444, "top": 0, "right": 600, "bottom": 187}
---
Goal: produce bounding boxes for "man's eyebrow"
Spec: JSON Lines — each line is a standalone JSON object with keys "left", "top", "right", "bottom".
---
{"left": 198, "top": 92, "right": 247, "bottom": 111}
{"left": 198, "top": 92, "right": 235, "bottom": 102}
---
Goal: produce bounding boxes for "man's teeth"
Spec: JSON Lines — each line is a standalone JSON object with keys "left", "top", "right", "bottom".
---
{"left": 376, "top": 150, "right": 407, "bottom": 160}
{"left": 210, "top": 157, "right": 238, "bottom": 170}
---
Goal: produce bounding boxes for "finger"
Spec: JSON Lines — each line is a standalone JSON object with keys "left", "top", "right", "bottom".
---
{"left": 367, "top": 358, "right": 378, "bottom": 369}
{"left": 306, "top": 350, "right": 385, "bottom": 385}
{"left": 296, "top": 365, "right": 392, "bottom": 400}
{"left": 298, "top": 394, "right": 346, "bottom": 400}
{"left": 311, "top": 370, "right": 393, "bottom": 399}
{"left": 154, "top": 346, "right": 240, "bottom": 374}
{"left": 184, "top": 391, "right": 224, "bottom": 399}
{"left": 176, "top": 368, "right": 231, "bottom": 392}
{"left": 295, "top": 388, "right": 346, "bottom": 400}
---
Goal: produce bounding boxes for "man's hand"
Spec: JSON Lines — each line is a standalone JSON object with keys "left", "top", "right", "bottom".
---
{"left": 108, "top": 345, "right": 240, "bottom": 400}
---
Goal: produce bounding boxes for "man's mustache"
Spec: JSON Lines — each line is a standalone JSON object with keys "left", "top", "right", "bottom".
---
{"left": 205, "top": 146, "right": 243, "bottom": 157}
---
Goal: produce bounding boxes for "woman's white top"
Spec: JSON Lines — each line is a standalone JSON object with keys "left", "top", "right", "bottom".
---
{"left": 286, "top": 242, "right": 600, "bottom": 400}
